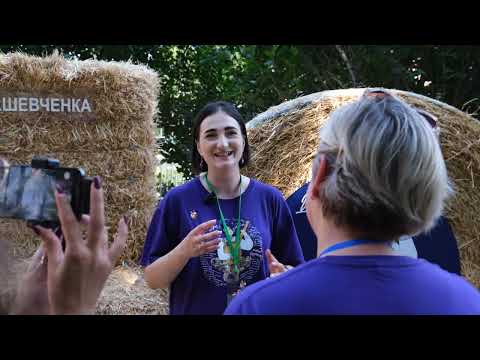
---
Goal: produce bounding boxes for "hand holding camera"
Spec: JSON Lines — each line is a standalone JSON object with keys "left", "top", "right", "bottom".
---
{"left": 0, "top": 157, "right": 93, "bottom": 227}
{"left": 2, "top": 157, "right": 128, "bottom": 315}
{"left": 33, "top": 177, "right": 127, "bottom": 314}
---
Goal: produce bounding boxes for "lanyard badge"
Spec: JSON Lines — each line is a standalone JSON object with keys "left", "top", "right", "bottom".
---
{"left": 204, "top": 174, "right": 244, "bottom": 298}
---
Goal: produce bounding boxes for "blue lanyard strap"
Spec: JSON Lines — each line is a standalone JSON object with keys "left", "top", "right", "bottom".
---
{"left": 319, "top": 239, "right": 381, "bottom": 257}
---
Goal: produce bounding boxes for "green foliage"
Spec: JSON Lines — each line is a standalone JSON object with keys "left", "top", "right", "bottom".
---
{"left": 1, "top": 44, "right": 479, "bottom": 181}
{"left": 156, "top": 156, "right": 185, "bottom": 197}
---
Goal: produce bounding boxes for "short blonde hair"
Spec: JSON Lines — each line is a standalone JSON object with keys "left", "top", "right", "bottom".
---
{"left": 313, "top": 89, "right": 452, "bottom": 240}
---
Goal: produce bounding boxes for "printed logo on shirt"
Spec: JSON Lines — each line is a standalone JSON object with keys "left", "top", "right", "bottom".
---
{"left": 296, "top": 193, "right": 307, "bottom": 214}
{"left": 200, "top": 218, "right": 263, "bottom": 287}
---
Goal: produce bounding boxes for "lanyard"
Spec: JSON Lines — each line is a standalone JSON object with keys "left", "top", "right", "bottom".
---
{"left": 319, "top": 239, "right": 381, "bottom": 257}
{"left": 204, "top": 174, "right": 242, "bottom": 276}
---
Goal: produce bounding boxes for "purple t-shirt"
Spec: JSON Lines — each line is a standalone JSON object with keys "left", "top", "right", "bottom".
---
{"left": 140, "top": 177, "right": 304, "bottom": 315}
{"left": 224, "top": 255, "right": 480, "bottom": 315}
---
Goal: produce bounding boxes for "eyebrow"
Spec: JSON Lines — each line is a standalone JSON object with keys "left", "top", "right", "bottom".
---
{"left": 204, "top": 126, "right": 239, "bottom": 134}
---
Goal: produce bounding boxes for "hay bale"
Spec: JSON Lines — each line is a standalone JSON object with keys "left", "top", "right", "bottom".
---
{"left": 244, "top": 88, "right": 480, "bottom": 288}
{"left": 0, "top": 52, "right": 160, "bottom": 262}
{"left": 0, "top": 251, "right": 169, "bottom": 315}
{"left": 95, "top": 263, "right": 169, "bottom": 315}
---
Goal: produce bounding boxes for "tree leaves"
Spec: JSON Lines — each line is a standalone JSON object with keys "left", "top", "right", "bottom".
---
{"left": 1, "top": 45, "right": 479, "bottom": 179}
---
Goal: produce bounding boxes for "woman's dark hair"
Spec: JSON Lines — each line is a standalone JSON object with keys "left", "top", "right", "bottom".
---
{"left": 191, "top": 101, "right": 250, "bottom": 175}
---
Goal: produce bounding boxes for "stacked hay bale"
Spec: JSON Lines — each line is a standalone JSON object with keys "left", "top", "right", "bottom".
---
{"left": 95, "top": 263, "right": 169, "bottom": 315}
{"left": 0, "top": 52, "right": 159, "bottom": 263}
{"left": 244, "top": 88, "right": 480, "bottom": 289}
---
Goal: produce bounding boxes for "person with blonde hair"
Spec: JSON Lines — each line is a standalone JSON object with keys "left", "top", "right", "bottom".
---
{"left": 225, "top": 89, "right": 480, "bottom": 315}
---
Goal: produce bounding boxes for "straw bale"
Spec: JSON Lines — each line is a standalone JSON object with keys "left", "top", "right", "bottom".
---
{"left": 0, "top": 52, "right": 159, "bottom": 263}
{"left": 0, "top": 250, "right": 168, "bottom": 315}
{"left": 0, "top": 117, "right": 156, "bottom": 155}
{"left": 95, "top": 263, "right": 169, "bottom": 315}
{"left": 0, "top": 238, "right": 15, "bottom": 313}
{"left": 4, "top": 147, "right": 156, "bottom": 183}
{"left": 244, "top": 88, "right": 480, "bottom": 288}
{"left": 0, "top": 177, "right": 157, "bottom": 261}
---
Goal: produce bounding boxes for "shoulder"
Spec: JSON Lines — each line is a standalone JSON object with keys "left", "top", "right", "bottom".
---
{"left": 408, "top": 259, "right": 480, "bottom": 308}
{"left": 153, "top": 178, "right": 200, "bottom": 214}
{"left": 227, "top": 260, "right": 323, "bottom": 314}
{"left": 425, "top": 261, "right": 480, "bottom": 295}
{"left": 161, "top": 177, "right": 199, "bottom": 202}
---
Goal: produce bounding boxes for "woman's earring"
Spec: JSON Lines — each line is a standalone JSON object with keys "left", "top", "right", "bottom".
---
{"left": 200, "top": 157, "right": 204, "bottom": 169}
{"left": 239, "top": 156, "right": 244, "bottom": 166}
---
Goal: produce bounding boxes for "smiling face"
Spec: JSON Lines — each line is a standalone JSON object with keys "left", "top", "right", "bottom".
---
{"left": 196, "top": 111, "right": 245, "bottom": 173}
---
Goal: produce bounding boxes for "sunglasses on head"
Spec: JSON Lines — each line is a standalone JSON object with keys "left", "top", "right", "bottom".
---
{"left": 364, "top": 89, "right": 438, "bottom": 129}
{"left": 415, "top": 109, "right": 438, "bottom": 129}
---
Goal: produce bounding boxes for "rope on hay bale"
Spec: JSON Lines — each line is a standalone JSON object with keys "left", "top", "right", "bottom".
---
{"left": 244, "top": 88, "right": 480, "bottom": 289}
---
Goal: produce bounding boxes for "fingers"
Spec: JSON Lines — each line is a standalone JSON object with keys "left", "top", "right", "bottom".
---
{"left": 80, "top": 215, "right": 91, "bottom": 244}
{"left": 87, "top": 177, "right": 106, "bottom": 249}
{"left": 266, "top": 249, "right": 278, "bottom": 267}
{"left": 266, "top": 249, "right": 285, "bottom": 274}
{"left": 54, "top": 189, "right": 83, "bottom": 252}
{"left": 27, "top": 245, "right": 45, "bottom": 272}
{"left": 191, "top": 219, "right": 217, "bottom": 236}
{"left": 108, "top": 216, "right": 128, "bottom": 263}
{"left": 36, "top": 225, "right": 64, "bottom": 269}
{"left": 265, "top": 249, "right": 275, "bottom": 263}
{"left": 199, "top": 230, "right": 223, "bottom": 242}
{"left": 30, "top": 245, "right": 48, "bottom": 280}
{"left": 80, "top": 214, "right": 90, "bottom": 227}
{"left": 196, "top": 229, "right": 221, "bottom": 253}
{"left": 270, "top": 262, "right": 285, "bottom": 273}
{"left": 198, "top": 238, "right": 221, "bottom": 254}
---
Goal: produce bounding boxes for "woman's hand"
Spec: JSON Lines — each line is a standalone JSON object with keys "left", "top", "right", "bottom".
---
{"left": 179, "top": 219, "right": 222, "bottom": 259}
{"left": 266, "top": 249, "right": 293, "bottom": 277}
{"left": 34, "top": 177, "right": 128, "bottom": 315}
{"left": 11, "top": 245, "right": 49, "bottom": 315}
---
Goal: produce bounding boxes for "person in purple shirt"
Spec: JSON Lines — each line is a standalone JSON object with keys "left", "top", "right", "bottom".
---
{"left": 140, "top": 101, "right": 304, "bottom": 315}
{"left": 225, "top": 89, "right": 480, "bottom": 315}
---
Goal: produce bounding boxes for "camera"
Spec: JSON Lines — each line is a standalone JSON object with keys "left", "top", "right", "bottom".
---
{"left": 0, "top": 156, "right": 93, "bottom": 227}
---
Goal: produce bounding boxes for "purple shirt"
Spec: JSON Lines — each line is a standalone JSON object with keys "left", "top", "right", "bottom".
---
{"left": 225, "top": 255, "right": 480, "bottom": 315}
{"left": 140, "top": 177, "right": 304, "bottom": 315}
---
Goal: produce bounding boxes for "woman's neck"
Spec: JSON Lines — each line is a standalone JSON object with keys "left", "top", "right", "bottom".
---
{"left": 315, "top": 220, "right": 396, "bottom": 257}
{"left": 202, "top": 168, "right": 242, "bottom": 198}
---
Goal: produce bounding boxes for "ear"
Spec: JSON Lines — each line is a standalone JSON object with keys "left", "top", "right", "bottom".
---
{"left": 310, "top": 155, "right": 329, "bottom": 199}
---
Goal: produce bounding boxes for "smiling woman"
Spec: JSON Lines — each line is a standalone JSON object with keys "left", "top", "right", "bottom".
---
{"left": 191, "top": 102, "right": 250, "bottom": 177}
{"left": 140, "top": 101, "right": 305, "bottom": 315}
{"left": 197, "top": 113, "right": 244, "bottom": 175}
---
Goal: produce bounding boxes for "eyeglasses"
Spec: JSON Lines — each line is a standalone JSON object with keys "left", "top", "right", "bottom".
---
{"left": 364, "top": 89, "right": 438, "bottom": 129}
